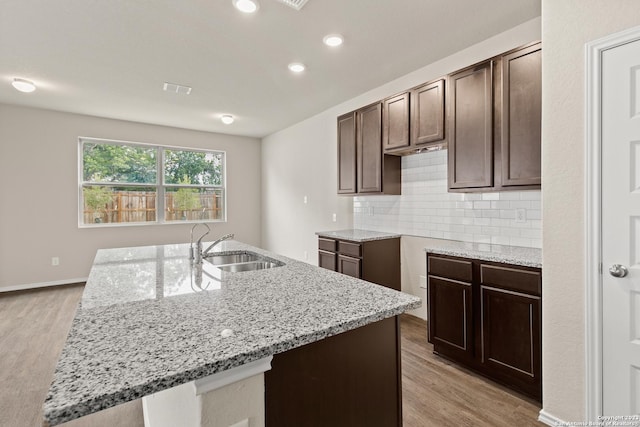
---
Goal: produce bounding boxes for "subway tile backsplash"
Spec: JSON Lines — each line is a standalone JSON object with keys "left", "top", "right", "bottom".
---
{"left": 353, "top": 149, "right": 542, "bottom": 248}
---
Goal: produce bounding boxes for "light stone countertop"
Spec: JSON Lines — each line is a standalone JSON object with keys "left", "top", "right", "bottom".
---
{"left": 315, "top": 229, "right": 402, "bottom": 242}
{"left": 43, "top": 240, "right": 421, "bottom": 426}
{"left": 422, "top": 238, "right": 542, "bottom": 268}
{"left": 316, "top": 229, "right": 541, "bottom": 268}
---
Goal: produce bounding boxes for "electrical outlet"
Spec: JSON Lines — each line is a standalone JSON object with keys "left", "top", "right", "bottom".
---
{"left": 303, "top": 196, "right": 308, "bottom": 204}
{"left": 229, "top": 419, "right": 249, "bottom": 427}
{"left": 51, "top": 257, "right": 60, "bottom": 266}
{"left": 419, "top": 275, "right": 427, "bottom": 289}
{"left": 332, "top": 213, "right": 337, "bottom": 222}
{"left": 515, "top": 208, "right": 526, "bottom": 223}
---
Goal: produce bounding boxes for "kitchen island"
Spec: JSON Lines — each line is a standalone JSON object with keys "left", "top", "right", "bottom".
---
{"left": 43, "top": 240, "right": 421, "bottom": 426}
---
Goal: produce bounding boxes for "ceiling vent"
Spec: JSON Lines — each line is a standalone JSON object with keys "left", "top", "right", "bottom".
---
{"left": 275, "top": 0, "right": 309, "bottom": 11}
{"left": 163, "top": 82, "right": 192, "bottom": 95}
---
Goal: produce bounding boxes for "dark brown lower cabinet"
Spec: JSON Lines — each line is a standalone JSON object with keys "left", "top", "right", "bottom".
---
{"left": 481, "top": 286, "right": 541, "bottom": 398}
{"left": 318, "top": 237, "right": 400, "bottom": 291}
{"left": 338, "top": 254, "right": 361, "bottom": 278}
{"left": 427, "top": 276, "right": 473, "bottom": 363}
{"left": 318, "top": 250, "right": 336, "bottom": 271}
{"left": 427, "top": 253, "right": 542, "bottom": 401}
{"left": 265, "top": 316, "right": 402, "bottom": 427}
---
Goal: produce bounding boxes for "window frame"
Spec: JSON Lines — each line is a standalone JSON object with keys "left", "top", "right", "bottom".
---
{"left": 78, "top": 137, "right": 227, "bottom": 228}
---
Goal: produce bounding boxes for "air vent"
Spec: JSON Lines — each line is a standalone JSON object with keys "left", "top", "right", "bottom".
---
{"left": 275, "top": 0, "right": 309, "bottom": 11}
{"left": 163, "top": 82, "right": 192, "bottom": 95}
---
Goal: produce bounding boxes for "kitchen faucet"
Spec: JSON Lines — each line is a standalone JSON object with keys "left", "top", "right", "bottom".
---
{"left": 190, "top": 223, "right": 210, "bottom": 264}
{"left": 202, "top": 233, "right": 235, "bottom": 257}
{"left": 189, "top": 223, "right": 234, "bottom": 263}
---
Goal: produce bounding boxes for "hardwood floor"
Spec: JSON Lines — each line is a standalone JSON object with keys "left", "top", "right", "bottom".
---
{"left": 0, "top": 285, "right": 144, "bottom": 427}
{"left": 400, "top": 314, "right": 543, "bottom": 427}
{"left": 0, "top": 285, "right": 542, "bottom": 427}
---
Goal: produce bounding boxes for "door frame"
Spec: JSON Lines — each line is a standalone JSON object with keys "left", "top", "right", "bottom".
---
{"left": 585, "top": 24, "right": 640, "bottom": 421}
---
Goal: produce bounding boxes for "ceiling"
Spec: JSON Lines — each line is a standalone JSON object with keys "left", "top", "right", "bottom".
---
{"left": 0, "top": 0, "right": 541, "bottom": 138}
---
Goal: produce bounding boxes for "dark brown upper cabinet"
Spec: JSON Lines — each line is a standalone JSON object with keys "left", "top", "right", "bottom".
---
{"left": 411, "top": 79, "right": 446, "bottom": 147}
{"left": 382, "top": 92, "right": 410, "bottom": 152}
{"left": 448, "top": 42, "right": 542, "bottom": 192}
{"left": 337, "top": 41, "right": 540, "bottom": 194}
{"left": 499, "top": 42, "right": 542, "bottom": 188}
{"left": 358, "top": 103, "right": 384, "bottom": 193}
{"left": 448, "top": 61, "right": 494, "bottom": 190}
{"left": 337, "top": 112, "right": 357, "bottom": 194}
{"left": 383, "top": 79, "right": 446, "bottom": 156}
{"left": 337, "top": 103, "right": 401, "bottom": 195}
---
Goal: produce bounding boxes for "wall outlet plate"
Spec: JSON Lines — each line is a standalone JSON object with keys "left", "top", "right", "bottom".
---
{"left": 51, "top": 257, "right": 60, "bottom": 266}
{"left": 515, "top": 208, "right": 527, "bottom": 223}
{"left": 419, "top": 275, "right": 427, "bottom": 289}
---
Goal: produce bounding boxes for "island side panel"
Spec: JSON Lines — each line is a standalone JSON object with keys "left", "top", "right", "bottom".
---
{"left": 265, "top": 316, "right": 402, "bottom": 427}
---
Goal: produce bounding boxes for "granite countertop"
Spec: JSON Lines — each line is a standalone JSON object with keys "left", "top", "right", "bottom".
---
{"left": 316, "top": 229, "right": 541, "bottom": 268}
{"left": 43, "top": 241, "right": 421, "bottom": 426}
{"left": 316, "top": 229, "right": 402, "bottom": 242}
{"left": 422, "top": 238, "right": 542, "bottom": 268}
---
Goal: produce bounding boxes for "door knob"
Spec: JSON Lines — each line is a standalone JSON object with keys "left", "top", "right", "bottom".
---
{"left": 609, "top": 264, "right": 629, "bottom": 278}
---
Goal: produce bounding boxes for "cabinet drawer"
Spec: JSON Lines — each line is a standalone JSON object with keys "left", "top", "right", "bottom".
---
{"left": 427, "top": 255, "right": 472, "bottom": 282}
{"left": 480, "top": 264, "right": 541, "bottom": 296}
{"left": 318, "top": 238, "right": 337, "bottom": 252}
{"left": 318, "top": 251, "right": 337, "bottom": 271}
{"left": 338, "top": 241, "right": 362, "bottom": 258}
{"left": 338, "top": 255, "right": 361, "bottom": 279}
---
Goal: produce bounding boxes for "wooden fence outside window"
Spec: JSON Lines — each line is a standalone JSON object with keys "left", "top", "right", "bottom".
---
{"left": 83, "top": 191, "right": 223, "bottom": 224}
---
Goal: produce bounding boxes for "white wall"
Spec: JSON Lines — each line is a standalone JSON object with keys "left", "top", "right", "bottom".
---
{"left": 261, "top": 17, "right": 542, "bottom": 265}
{"left": 0, "top": 104, "right": 262, "bottom": 289}
{"left": 541, "top": 0, "right": 640, "bottom": 422}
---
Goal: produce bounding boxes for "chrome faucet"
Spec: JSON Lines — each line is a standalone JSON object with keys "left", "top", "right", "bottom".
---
{"left": 190, "top": 223, "right": 210, "bottom": 264}
{"left": 202, "top": 233, "right": 234, "bottom": 257}
{"left": 189, "top": 224, "right": 234, "bottom": 263}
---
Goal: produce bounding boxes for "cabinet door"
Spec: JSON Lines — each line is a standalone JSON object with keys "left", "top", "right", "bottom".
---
{"left": 337, "top": 112, "right": 357, "bottom": 194}
{"left": 383, "top": 92, "right": 410, "bottom": 152}
{"left": 318, "top": 250, "right": 337, "bottom": 271}
{"left": 357, "top": 103, "right": 383, "bottom": 193}
{"left": 448, "top": 61, "right": 493, "bottom": 190}
{"left": 480, "top": 286, "right": 541, "bottom": 399}
{"left": 411, "top": 79, "right": 445, "bottom": 146}
{"left": 427, "top": 276, "right": 473, "bottom": 361}
{"left": 338, "top": 255, "right": 361, "bottom": 279}
{"left": 500, "top": 43, "right": 542, "bottom": 187}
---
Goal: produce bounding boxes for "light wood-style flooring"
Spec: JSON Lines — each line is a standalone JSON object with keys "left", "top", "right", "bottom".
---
{"left": 0, "top": 284, "right": 542, "bottom": 427}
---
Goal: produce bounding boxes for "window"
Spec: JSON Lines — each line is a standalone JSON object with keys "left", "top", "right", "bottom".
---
{"left": 79, "top": 138, "right": 225, "bottom": 226}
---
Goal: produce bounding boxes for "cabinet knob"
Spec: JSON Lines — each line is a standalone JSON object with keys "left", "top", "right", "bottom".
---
{"left": 609, "top": 264, "right": 628, "bottom": 278}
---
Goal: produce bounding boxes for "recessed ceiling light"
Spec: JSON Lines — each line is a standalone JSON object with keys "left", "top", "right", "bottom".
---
{"left": 232, "top": 0, "right": 259, "bottom": 13}
{"left": 323, "top": 34, "right": 344, "bottom": 47}
{"left": 221, "top": 114, "right": 235, "bottom": 124}
{"left": 12, "top": 78, "right": 36, "bottom": 93}
{"left": 288, "top": 63, "right": 306, "bottom": 73}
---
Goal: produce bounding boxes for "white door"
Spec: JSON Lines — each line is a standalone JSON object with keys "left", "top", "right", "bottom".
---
{"left": 602, "top": 37, "right": 640, "bottom": 416}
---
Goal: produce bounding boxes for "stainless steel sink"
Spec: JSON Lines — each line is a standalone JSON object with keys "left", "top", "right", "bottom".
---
{"left": 217, "top": 261, "right": 282, "bottom": 272}
{"left": 204, "top": 253, "right": 261, "bottom": 265}
{"left": 203, "top": 251, "right": 284, "bottom": 273}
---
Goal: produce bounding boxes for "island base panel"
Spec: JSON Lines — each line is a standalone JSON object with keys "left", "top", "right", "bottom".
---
{"left": 265, "top": 316, "right": 402, "bottom": 427}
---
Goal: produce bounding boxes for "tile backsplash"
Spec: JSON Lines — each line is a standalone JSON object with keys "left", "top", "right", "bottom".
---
{"left": 353, "top": 149, "right": 542, "bottom": 248}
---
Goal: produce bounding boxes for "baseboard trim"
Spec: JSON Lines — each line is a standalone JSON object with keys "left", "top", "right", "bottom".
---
{"left": 539, "top": 409, "right": 567, "bottom": 426}
{"left": 0, "top": 278, "right": 87, "bottom": 293}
